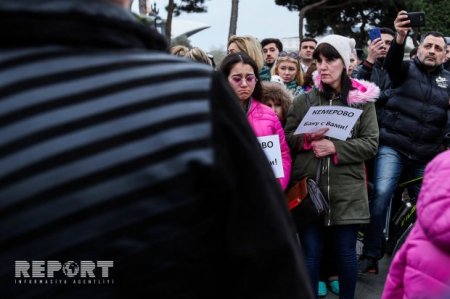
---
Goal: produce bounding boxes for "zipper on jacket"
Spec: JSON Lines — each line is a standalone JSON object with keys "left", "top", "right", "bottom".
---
{"left": 327, "top": 98, "right": 333, "bottom": 225}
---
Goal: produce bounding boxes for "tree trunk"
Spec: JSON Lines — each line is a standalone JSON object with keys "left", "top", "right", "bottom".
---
{"left": 298, "top": 0, "right": 329, "bottom": 40}
{"left": 166, "top": 0, "right": 175, "bottom": 41}
{"left": 228, "top": 0, "right": 239, "bottom": 40}
{"left": 138, "top": 0, "right": 146, "bottom": 15}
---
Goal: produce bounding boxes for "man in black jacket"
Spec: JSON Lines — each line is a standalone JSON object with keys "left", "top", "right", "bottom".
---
{"left": 353, "top": 27, "right": 395, "bottom": 191}
{"left": 353, "top": 27, "right": 395, "bottom": 121}
{"left": 0, "top": 1, "right": 313, "bottom": 298}
{"left": 359, "top": 11, "right": 450, "bottom": 274}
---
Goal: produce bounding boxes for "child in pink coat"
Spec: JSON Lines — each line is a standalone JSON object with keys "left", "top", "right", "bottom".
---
{"left": 382, "top": 150, "right": 450, "bottom": 299}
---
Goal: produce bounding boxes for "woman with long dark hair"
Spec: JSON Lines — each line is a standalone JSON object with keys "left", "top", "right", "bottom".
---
{"left": 220, "top": 52, "right": 291, "bottom": 191}
{"left": 284, "top": 35, "right": 380, "bottom": 299}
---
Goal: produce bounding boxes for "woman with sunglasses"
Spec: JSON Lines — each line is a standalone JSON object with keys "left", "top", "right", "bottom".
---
{"left": 220, "top": 52, "right": 291, "bottom": 191}
{"left": 271, "top": 51, "right": 304, "bottom": 97}
{"left": 284, "top": 35, "right": 380, "bottom": 299}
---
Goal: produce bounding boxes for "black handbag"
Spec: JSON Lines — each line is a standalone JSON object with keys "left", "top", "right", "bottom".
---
{"left": 291, "top": 93, "right": 329, "bottom": 223}
{"left": 292, "top": 159, "right": 329, "bottom": 224}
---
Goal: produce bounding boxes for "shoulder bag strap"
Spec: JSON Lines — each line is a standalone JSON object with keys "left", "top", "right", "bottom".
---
{"left": 305, "top": 93, "right": 322, "bottom": 183}
{"left": 315, "top": 158, "right": 322, "bottom": 184}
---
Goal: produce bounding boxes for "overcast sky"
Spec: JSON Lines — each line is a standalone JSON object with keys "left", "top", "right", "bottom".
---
{"left": 133, "top": 0, "right": 301, "bottom": 51}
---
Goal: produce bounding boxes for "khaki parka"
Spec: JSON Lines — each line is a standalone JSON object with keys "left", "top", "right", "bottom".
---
{"left": 285, "top": 79, "right": 379, "bottom": 225}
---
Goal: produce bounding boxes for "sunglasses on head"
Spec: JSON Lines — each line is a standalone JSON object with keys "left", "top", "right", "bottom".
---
{"left": 278, "top": 51, "right": 299, "bottom": 59}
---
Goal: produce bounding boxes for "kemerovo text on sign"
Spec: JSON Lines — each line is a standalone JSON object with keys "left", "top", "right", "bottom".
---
{"left": 294, "top": 106, "right": 363, "bottom": 141}
{"left": 256, "top": 134, "right": 284, "bottom": 178}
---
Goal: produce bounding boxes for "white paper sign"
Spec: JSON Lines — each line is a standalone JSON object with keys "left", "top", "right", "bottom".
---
{"left": 294, "top": 106, "right": 363, "bottom": 140}
{"left": 257, "top": 134, "right": 284, "bottom": 178}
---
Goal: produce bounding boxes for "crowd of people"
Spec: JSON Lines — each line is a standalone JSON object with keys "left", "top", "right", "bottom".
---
{"left": 0, "top": 0, "right": 449, "bottom": 298}
{"left": 172, "top": 9, "right": 450, "bottom": 299}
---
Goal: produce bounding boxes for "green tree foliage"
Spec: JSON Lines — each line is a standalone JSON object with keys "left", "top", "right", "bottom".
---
{"left": 274, "top": 0, "right": 449, "bottom": 48}
{"left": 420, "top": 0, "right": 449, "bottom": 36}
{"left": 307, "top": 0, "right": 401, "bottom": 48}
{"left": 165, "top": 0, "right": 209, "bottom": 41}
{"left": 171, "top": 0, "right": 209, "bottom": 16}
{"left": 275, "top": 0, "right": 403, "bottom": 48}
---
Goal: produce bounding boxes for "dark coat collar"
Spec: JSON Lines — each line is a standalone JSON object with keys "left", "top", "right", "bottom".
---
{"left": 413, "top": 56, "right": 444, "bottom": 75}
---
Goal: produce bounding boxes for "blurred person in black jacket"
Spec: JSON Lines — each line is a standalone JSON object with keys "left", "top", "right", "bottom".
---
{"left": 0, "top": 1, "right": 313, "bottom": 298}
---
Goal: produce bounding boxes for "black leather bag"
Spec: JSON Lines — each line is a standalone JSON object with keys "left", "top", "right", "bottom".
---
{"left": 292, "top": 159, "right": 329, "bottom": 224}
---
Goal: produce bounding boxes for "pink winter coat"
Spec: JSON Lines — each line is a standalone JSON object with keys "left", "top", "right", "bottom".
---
{"left": 382, "top": 150, "right": 450, "bottom": 299}
{"left": 247, "top": 99, "right": 291, "bottom": 190}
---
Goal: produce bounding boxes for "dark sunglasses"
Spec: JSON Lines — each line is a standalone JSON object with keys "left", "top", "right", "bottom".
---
{"left": 278, "top": 51, "right": 299, "bottom": 59}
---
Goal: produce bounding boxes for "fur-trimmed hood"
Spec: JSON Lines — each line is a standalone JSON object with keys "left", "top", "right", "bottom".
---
{"left": 261, "top": 81, "right": 293, "bottom": 103}
{"left": 313, "top": 72, "right": 380, "bottom": 106}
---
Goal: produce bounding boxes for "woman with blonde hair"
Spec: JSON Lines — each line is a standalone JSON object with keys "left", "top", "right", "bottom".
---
{"left": 271, "top": 52, "right": 304, "bottom": 96}
{"left": 184, "top": 47, "right": 213, "bottom": 66}
{"left": 227, "top": 35, "right": 265, "bottom": 71}
{"left": 170, "top": 45, "right": 189, "bottom": 56}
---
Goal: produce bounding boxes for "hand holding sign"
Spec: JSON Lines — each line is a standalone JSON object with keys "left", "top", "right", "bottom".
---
{"left": 294, "top": 106, "right": 363, "bottom": 141}
{"left": 305, "top": 127, "right": 330, "bottom": 141}
{"left": 312, "top": 139, "right": 336, "bottom": 158}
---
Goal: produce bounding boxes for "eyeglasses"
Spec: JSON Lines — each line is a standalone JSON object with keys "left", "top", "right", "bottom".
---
{"left": 230, "top": 74, "right": 257, "bottom": 85}
{"left": 278, "top": 51, "right": 299, "bottom": 59}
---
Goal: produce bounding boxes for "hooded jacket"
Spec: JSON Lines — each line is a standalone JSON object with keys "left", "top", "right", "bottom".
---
{"left": 247, "top": 99, "right": 291, "bottom": 190}
{"left": 285, "top": 74, "right": 379, "bottom": 225}
{"left": 261, "top": 81, "right": 293, "bottom": 126}
{"left": 382, "top": 150, "right": 450, "bottom": 299}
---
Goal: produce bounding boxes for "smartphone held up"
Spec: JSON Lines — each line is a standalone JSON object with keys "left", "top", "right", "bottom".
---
{"left": 369, "top": 27, "right": 381, "bottom": 42}
{"left": 406, "top": 12, "right": 425, "bottom": 27}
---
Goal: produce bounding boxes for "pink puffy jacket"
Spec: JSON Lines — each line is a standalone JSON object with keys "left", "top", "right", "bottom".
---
{"left": 382, "top": 150, "right": 450, "bottom": 299}
{"left": 247, "top": 99, "right": 291, "bottom": 190}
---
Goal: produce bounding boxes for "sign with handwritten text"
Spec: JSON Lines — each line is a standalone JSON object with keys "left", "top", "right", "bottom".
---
{"left": 257, "top": 134, "right": 284, "bottom": 178}
{"left": 294, "top": 106, "right": 363, "bottom": 140}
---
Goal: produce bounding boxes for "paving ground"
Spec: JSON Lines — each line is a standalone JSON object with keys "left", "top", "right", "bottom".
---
{"left": 324, "top": 255, "right": 392, "bottom": 299}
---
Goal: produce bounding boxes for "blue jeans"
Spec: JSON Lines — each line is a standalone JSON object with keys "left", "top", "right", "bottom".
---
{"left": 362, "top": 145, "right": 425, "bottom": 259}
{"left": 299, "top": 223, "right": 359, "bottom": 299}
